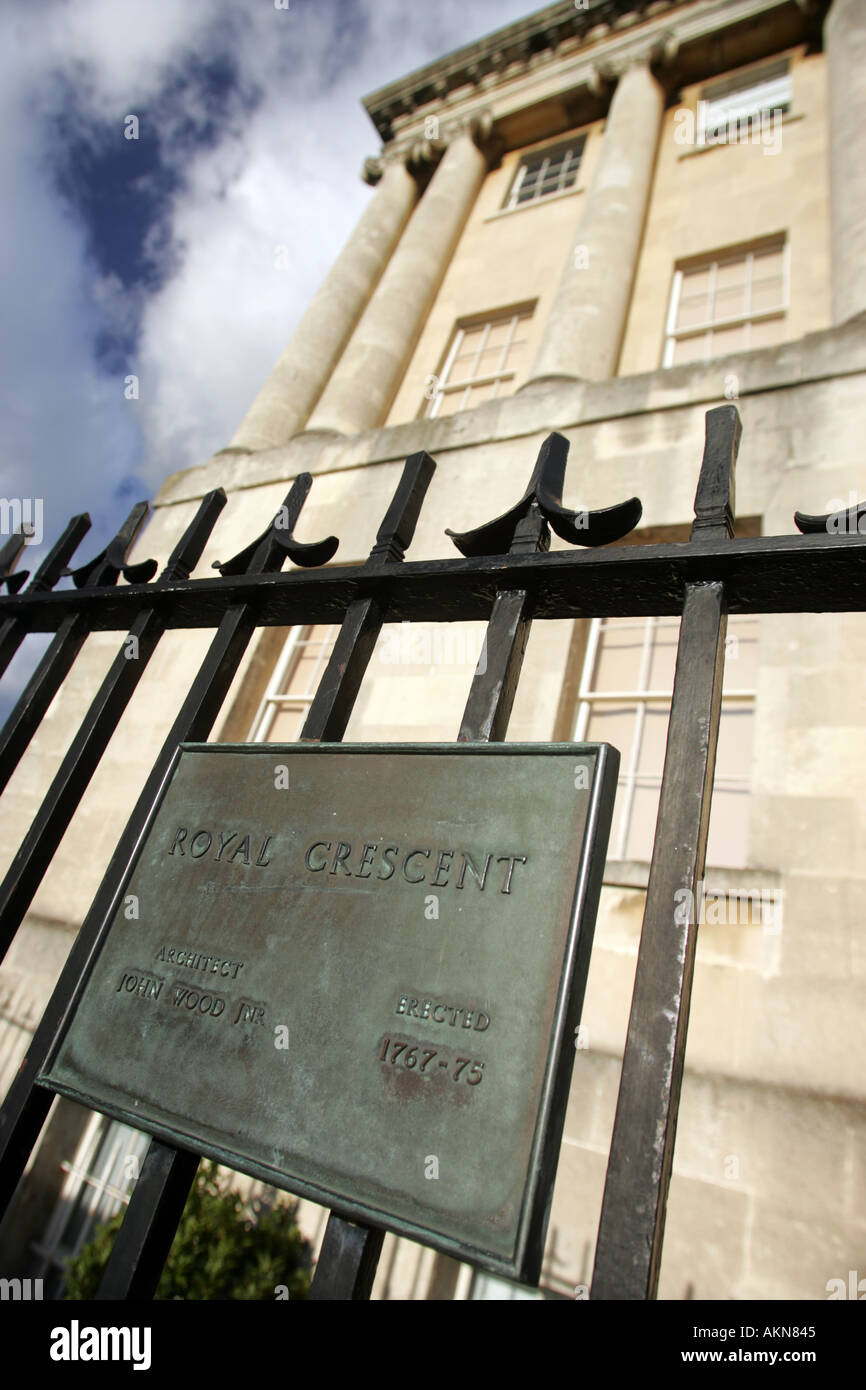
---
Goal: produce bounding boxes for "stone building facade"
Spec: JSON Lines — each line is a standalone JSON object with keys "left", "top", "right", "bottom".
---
{"left": 1, "top": 0, "right": 864, "bottom": 1299}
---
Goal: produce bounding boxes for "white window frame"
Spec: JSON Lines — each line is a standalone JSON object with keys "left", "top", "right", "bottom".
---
{"left": 662, "top": 237, "right": 789, "bottom": 368}
{"left": 697, "top": 67, "right": 792, "bottom": 144}
{"left": 504, "top": 137, "right": 586, "bottom": 211}
{"left": 247, "top": 624, "right": 340, "bottom": 742}
{"left": 31, "top": 1112, "right": 151, "bottom": 1289}
{"left": 574, "top": 615, "right": 758, "bottom": 864}
{"left": 424, "top": 307, "right": 533, "bottom": 420}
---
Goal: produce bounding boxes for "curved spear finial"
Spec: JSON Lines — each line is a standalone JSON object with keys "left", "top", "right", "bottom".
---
{"left": 794, "top": 501, "right": 866, "bottom": 536}
{"left": 212, "top": 472, "right": 338, "bottom": 575}
{"left": 0, "top": 530, "right": 32, "bottom": 594}
{"left": 445, "top": 432, "right": 641, "bottom": 557}
{"left": 62, "top": 501, "right": 158, "bottom": 588}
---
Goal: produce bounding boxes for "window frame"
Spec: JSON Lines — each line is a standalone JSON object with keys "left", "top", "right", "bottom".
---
{"left": 423, "top": 304, "right": 535, "bottom": 420}
{"left": 31, "top": 1112, "right": 151, "bottom": 1293}
{"left": 697, "top": 59, "right": 792, "bottom": 144}
{"left": 662, "top": 236, "right": 789, "bottom": 368}
{"left": 503, "top": 136, "right": 587, "bottom": 212}
{"left": 574, "top": 614, "right": 759, "bottom": 866}
{"left": 247, "top": 623, "right": 341, "bottom": 742}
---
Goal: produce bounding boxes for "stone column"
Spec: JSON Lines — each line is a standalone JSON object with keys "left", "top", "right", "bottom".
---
{"left": 528, "top": 58, "right": 665, "bottom": 382}
{"left": 229, "top": 155, "right": 419, "bottom": 453}
{"left": 306, "top": 117, "right": 497, "bottom": 436}
{"left": 825, "top": 0, "right": 866, "bottom": 324}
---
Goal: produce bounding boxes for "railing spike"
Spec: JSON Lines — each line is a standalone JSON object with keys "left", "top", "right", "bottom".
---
{"left": 446, "top": 431, "right": 641, "bottom": 556}
{"left": 213, "top": 473, "right": 338, "bottom": 575}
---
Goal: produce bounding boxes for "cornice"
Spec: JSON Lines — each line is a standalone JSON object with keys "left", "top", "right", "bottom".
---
{"left": 362, "top": 1, "right": 661, "bottom": 140}
{"left": 362, "top": 0, "right": 828, "bottom": 149}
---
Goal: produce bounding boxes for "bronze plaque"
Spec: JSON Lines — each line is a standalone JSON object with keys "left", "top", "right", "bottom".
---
{"left": 42, "top": 742, "right": 617, "bottom": 1282}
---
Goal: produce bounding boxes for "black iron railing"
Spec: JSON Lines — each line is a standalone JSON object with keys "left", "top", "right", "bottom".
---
{"left": 0, "top": 404, "right": 859, "bottom": 1299}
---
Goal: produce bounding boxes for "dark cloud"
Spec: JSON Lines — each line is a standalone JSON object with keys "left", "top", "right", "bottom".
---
{"left": 0, "top": 0, "right": 534, "bottom": 719}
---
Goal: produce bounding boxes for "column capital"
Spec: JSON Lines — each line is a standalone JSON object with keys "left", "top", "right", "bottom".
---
{"left": 361, "top": 155, "right": 385, "bottom": 186}
{"left": 374, "top": 105, "right": 504, "bottom": 182}
{"left": 440, "top": 107, "right": 504, "bottom": 167}
{"left": 363, "top": 141, "right": 442, "bottom": 186}
{"left": 598, "top": 29, "right": 681, "bottom": 94}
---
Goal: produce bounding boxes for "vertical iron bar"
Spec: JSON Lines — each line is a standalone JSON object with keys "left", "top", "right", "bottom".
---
{"left": 0, "top": 531, "right": 31, "bottom": 593}
{"left": 0, "top": 492, "right": 226, "bottom": 964}
{"left": 590, "top": 406, "right": 740, "bottom": 1300}
{"left": 301, "top": 452, "right": 435, "bottom": 743}
{"left": 0, "top": 503, "right": 152, "bottom": 793}
{"left": 0, "top": 514, "right": 91, "bottom": 678}
{"left": 94, "top": 1141, "right": 200, "bottom": 1301}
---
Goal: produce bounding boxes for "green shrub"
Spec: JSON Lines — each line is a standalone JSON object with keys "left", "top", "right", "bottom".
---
{"left": 63, "top": 1160, "right": 312, "bottom": 1300}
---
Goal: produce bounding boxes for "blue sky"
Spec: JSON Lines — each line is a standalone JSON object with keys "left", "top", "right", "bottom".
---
{"left": 0, "top": 0, "right": 537, "bottom": 715}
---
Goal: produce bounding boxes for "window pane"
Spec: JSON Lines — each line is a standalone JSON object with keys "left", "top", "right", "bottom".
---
{"left": 286, "top": 651, "right": 321, "bottom": 695}
{"left": 478, "top": 346, "right": 506, "bottom": 376}
{"left": 714, "top": 284, "right": 748, "bottom": 321}
{"left": 624, "top": 784, "right": 662, "bottom": 861}
{"left": 671, "top": 334, "right": 708, "bottom": 366}
{"left": 716, "top": 706, "right": 754, "bottom": 780}
{"left": 486, "top": 320, "right": 512, "bottom": 349}
{"left": 584, "top": 703, "right": 636, "bottom": 756}
{"left": 606, "top": 783, "right": 628, "bottom": 861}
{"left": 681, "top": 267, "right": 712, "bottom": 300}
{"left": 466, "top": 381, "right": 496, "bottom": 408}
{"left": 708, "top": 323, "right": 747, "bottom": 356}
{"left": 753, "top": 245, "right": 784, "bottom": 273}
{"left": 451, "top": 350, "right": 478, "bottom": 372}
{"left": 648, "top": 621, "right": 680, "bottom": 688}
{"left": 747, "top": 315, "right": 786, "bottom": 349}
{"left": 436, "top": 388, "right": 469, "bottom": 417}
{"left": 267, "top": 706, "right": 306, "bottom": 742}
{"left": 590, "top": 621, "right": 645, "bottom": 690}
{"left": 503, "top": 339, "right": 527, "bottom": 372}
{"left": 677, "top": 295, "right": 711, "bottom": 330}
{"left": 724, "top": 617, "right": 759, "bottom": 686}
{"left": 458, "top": 326, "right": 485, "bottom": 355}
{"left": 750, "top": 276, "right": 785, "bottom": 313}
{"left": 715, "top": 259, "right": 747, "bottom": 290}
{"left": 636, "top": 705, "right": 671, "bottom": 775}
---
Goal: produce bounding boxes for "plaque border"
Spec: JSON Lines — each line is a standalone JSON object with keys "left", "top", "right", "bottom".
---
{"left": 40, "top": 741, "right": 619, "bottom": 1286}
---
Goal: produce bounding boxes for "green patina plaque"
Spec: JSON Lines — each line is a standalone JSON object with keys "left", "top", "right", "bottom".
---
{"left": 42, "top": 741, "right": 618, "bottom": 1282}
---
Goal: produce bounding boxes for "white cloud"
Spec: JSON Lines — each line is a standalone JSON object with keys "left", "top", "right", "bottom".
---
{"left": 1, "top": 0, "right": 536, "bottom": 524}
